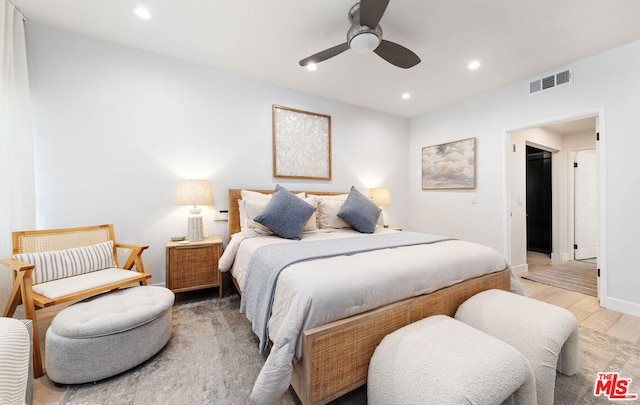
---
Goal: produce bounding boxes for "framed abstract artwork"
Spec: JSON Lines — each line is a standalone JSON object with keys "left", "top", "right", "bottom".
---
{"left": 272, "top": 105, "right": 332, "bottom": 180}
{"left": 422, "top": 137, "right": 476, "bottom": 190}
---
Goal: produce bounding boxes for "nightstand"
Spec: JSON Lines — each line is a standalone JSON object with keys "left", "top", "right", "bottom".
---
{"left": 165, "top": 235, "right": 223, "bottom": 297}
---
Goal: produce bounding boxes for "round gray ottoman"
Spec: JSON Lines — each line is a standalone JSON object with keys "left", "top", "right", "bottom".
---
{"left": 45, "top": 286, "right": 174, "bottom": 384}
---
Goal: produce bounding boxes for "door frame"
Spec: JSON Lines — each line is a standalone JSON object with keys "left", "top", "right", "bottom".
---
{"left": 507, "top": 134, "right": 560, "bottom": 274}
{"left": 503, "top": 108, "right": 605, "bottom": 298}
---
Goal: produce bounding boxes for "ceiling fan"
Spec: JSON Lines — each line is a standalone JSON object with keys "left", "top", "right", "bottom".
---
{"left": 299, "top": 0, "right": 421, "bottom": 69}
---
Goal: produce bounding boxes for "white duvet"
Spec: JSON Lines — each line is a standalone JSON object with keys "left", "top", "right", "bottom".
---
{"left": 219, "top": 228, "right": 522, "bottom": 404}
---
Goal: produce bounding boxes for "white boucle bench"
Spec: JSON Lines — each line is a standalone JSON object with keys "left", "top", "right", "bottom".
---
{"left": 368, "top": 315, "right": 537, "bottom": 405}
{"left": 455, "top": 289, "right": 579, "bottom": 405}
{"left": 45, "top": 286, "right": 174, "bottom": 384}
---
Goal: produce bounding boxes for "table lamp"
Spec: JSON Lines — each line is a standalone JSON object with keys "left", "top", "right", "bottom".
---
{"left": 176, "top": 179, "right": 213, "bottom": 241}
{"left": 369, "top": 188, "right": 391, "bottom": 227}
{"left": 369, "top": 188, "right": 391, "bottom": 207}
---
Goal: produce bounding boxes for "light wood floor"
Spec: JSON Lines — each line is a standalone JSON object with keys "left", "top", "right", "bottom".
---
{"left": 32, "top": 254, "right": 640, "bottom": 405}
{"left": 523, "top": 252, "right": 640, "bottom": 344}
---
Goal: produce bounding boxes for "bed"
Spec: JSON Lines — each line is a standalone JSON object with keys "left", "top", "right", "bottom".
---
{"left": 220, "top": 188, "right": 521, "bottom": 405}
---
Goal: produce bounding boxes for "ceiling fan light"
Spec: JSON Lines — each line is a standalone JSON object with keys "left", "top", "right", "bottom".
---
{"left": 468, "top": 60, "right": 481, "bottom": 70}
{"left": 132, "top": 6, "right": 151, "bottom": 20}
{"left": 350, "top": 32, "right": 380, "bottom": 53}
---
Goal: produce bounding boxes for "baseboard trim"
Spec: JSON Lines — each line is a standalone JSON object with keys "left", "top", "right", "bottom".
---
{"left": 601, "top": 296, "right": 640, "bottom": 318}
{"left": 511, "top": 263, "right": 528, "bottom": 275}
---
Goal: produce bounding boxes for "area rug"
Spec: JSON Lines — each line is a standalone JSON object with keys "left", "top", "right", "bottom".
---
{"left": 522, "top": 260, "right": 598, "bottom": 297}
{"left": 59, "top": 294, "right": 638, "bottom": 404}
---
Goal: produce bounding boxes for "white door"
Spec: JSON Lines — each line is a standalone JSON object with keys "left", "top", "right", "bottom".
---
{"left": 574, "top": 149, "right": 598, "bottom": 260}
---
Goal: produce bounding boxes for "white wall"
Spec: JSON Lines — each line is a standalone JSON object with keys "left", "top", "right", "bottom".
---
{"left": 24, "top": 23, "right": 410, "bottom": 288}
{"left": 410, "top": 39, "right": 640, "bottom": 316}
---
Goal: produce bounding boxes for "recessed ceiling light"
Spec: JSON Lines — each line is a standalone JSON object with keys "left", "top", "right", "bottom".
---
{"left": 401, "top": 92, "right": 411, "bottom": 100}
{"left": 468, "top": 60, "right": 481, "bottom": 70}
{"left": 306, "top": 63, "right": 317, "bottom": 71}
{"left": 133, "top": 6, "right": 152, "bottom": 20}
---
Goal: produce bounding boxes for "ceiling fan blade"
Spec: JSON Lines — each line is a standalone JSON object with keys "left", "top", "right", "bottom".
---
{"left": 299, "top": 43, "right": 350, "bottom": 66}
{"left": 374, "top": 39, "right": 421, "bottom": 69}
{"left": 360, "top": 0, "right": 390, "bottom": 28}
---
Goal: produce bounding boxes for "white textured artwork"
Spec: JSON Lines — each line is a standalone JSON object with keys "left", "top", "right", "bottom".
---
{"left": 422, "top": 137, "right": 476, "bottom": 189}
{"left": 273, "top": 105, "right": 331, "bottom": 180}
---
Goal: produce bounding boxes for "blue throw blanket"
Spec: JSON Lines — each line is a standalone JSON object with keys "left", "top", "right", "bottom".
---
{"left": 239, "top": 231, "right": 454, "bottom": 352}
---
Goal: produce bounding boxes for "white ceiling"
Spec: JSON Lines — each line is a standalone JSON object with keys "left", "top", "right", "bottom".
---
{"left": 12, "top": 0, "right": 640, "bottom": 118}
{"left": 541, "top": 116, "right": 596, "bottom": 135}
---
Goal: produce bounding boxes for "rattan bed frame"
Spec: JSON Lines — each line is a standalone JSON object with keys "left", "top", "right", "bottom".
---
{"left": 227, "top": 189, "right": 510, "bottom": 404}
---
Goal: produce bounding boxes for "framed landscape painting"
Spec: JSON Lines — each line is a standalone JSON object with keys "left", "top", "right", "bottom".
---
{"left": 422, "top": 137, "right": 476, "bottom": 190}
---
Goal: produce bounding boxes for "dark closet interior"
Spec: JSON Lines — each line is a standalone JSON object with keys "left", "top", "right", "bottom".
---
{"left": 526, "top": 145, "right": 552, "bottom": 255}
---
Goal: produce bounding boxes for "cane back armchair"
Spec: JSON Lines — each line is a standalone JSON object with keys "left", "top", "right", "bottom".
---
{"left": 1, "top": 224, "right": 151, "bottom": 378}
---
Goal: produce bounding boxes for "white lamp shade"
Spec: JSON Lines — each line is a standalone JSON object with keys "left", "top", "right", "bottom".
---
{"left": 176, "top": 179, "right": 213, "bottom": 207}
{"left": 369, "top": 188, "right": 391, "bottom": 206}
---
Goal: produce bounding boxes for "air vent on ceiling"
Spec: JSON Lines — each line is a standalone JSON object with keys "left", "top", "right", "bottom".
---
{"left": 529, "top": 68, "right": 572, "bottom": 95}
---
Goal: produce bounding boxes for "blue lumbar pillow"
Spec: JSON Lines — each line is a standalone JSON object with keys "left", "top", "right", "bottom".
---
{"left": 254, "top": 184, "right": 316, "bottom": 240}
{"left": 338, "top": 186, "right": 382, "bottom": 233}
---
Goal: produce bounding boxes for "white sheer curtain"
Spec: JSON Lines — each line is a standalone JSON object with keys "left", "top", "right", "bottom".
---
{"left": 0, "top": 1, "right": 35, "bottom": 305}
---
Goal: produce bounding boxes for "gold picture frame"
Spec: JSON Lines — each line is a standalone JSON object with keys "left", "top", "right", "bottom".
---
{"left": 272, "top": 105, "right": 332, "bottom": 180}
{"left": 422, "top": 137, "right": 476, "bottom": 190}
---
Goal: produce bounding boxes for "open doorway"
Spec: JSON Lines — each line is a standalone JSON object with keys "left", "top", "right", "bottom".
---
{"left": 508, "top": 115, "right": 598, "bottom": 296}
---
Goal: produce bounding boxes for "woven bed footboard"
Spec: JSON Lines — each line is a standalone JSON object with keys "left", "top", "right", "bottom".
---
{"left": 290, "top": 269, "right": 511, "bottom": 405}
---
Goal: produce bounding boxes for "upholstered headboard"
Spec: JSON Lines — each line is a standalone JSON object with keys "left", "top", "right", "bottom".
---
{"left": 227, "top": 189, "right": 345, "bottom": 236}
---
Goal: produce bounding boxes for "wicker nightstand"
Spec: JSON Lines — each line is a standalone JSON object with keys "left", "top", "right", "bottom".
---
{"left": 165, "top": 236, "right": 223, "bottom": 297}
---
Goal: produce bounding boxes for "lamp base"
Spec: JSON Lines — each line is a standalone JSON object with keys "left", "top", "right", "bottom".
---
{"left": 187, "top": 215, "right": 204, "bottom": 241}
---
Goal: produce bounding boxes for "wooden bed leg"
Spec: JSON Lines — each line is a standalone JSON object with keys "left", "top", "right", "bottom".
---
{"left": 291, "top": 349, "right": 312, "bottom": 404}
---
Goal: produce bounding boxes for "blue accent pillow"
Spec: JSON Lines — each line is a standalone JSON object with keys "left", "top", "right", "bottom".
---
{"left": 337, "top": 186, "right": 382, "bottom": 233}
{"left": 254, "top": 185, "right": 316, "bottom": 240}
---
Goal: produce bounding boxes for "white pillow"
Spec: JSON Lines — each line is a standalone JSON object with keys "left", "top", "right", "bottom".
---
{"left": 314, "top": 196, "right": 352, "bottom": 229}
{"left": 310, "top": 193, "right": 383, "bottom": 228}
{"left": 241, "top": 189, "right": 305, "bottom": 201}
{"left": 303, "top": 197, "right": 318, "bottom": 232}
{"left": 243, "top": 199, "right": 273, "bottom": 234}
{"left": 308, "top": 194, "right": 349, "bottom": 200}
{"left": 241, "top": 189, "right": 272, "bottom": 202}
{"left": 238, "top": 199, "right": 247, "bottom": 230}
{"left": 239, "top": 190, "right": 286, "bottom": 231}
{"left": 14, "top": 241, "right": 116, "bottom": 285}
{"left": 238, "top": 190, "right": 271, "bottom": 231}
{"left": 239, "top": 190, "right": 270, "bottom": 231}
